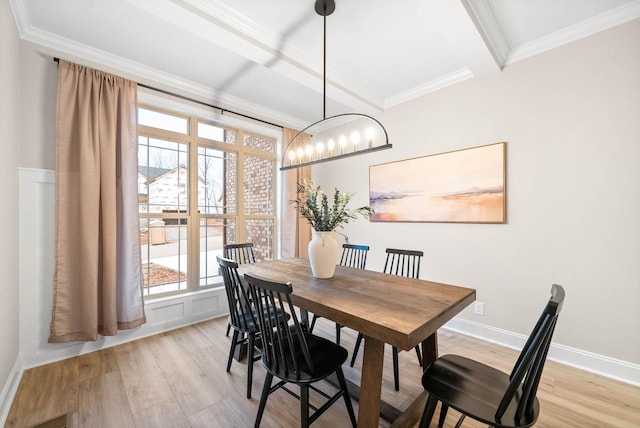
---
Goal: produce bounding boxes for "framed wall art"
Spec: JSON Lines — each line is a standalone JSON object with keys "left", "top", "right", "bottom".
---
{"left": 369, "top": 142, "right": 506, "bottom": 223}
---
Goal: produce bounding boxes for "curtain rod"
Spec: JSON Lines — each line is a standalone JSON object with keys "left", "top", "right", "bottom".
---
{"left": 53, "top": 57, "right": 283, "bottom": 129}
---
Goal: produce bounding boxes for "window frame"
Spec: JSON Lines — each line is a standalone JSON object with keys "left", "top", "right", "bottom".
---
{"left": 138, "top": 104, "right": 277, "bottom": 298}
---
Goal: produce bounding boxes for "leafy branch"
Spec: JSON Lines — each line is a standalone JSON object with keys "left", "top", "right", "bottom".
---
{"left": 290, "top": 178, "right": 373, "bottom": 232}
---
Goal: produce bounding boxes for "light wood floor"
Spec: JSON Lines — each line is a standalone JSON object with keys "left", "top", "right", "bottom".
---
{"left": 6, "top": 316, "right": 640, "bottom": 427}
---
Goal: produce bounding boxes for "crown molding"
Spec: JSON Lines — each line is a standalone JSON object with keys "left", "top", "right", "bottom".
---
{"left": 16, "top": 15, "right": 308, "bottom": 130}
{"left": 506, "top": 0, "right": 640, "bottom": 64}
{"left": 384, "top": 68, "right": 474, "bottom": 109}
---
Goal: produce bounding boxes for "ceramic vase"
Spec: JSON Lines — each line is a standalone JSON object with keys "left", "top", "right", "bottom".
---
{"left": 308, "top": 231, "right": 340, "bottom": 278}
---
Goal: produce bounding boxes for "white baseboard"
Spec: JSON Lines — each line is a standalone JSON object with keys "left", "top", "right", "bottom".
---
{"left": 0, "top": 355, "right": 24, "bottom": 427}
{"left": 19, "top": 288, "right": 228, "bottom": 370}
{"left": 444, "top": 318, "right": 640, "bottom": 387}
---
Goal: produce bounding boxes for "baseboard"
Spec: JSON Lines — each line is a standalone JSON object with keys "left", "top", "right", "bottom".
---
{"left": 444, "top": 318, "right": 640, "bottom": 387}
{"left": 0, "top": 354, "right": 24, "bottom": 427}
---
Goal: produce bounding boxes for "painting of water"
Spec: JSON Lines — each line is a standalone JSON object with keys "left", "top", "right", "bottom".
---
{"left": 369, "top": 142, "right": 506, "bottom": 223}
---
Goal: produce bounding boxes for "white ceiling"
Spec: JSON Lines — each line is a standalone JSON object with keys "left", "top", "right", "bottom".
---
{"left": 10, "top": 0, "right": 640, "bottom": 129}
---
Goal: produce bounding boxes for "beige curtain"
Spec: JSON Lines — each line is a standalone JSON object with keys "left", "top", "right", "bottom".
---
{"left": 280, "top": 128, "right": 312, "bottom": 259}
{"left": 49, "top": 61, "right": 146, "bottom": 343}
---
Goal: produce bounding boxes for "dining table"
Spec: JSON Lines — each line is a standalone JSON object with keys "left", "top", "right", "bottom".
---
{"left": 240, "top": 257, "right": 476, "bottom": 427}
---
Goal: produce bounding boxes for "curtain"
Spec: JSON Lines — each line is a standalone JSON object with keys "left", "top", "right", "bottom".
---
{"left": 49, "top": 61, "right": 146, "bottom": 343}
{"left": 280, "top": 128, "right": 311, "bottom": 259}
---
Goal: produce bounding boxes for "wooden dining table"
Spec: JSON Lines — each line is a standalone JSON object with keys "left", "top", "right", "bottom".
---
{"left": 240, "top": 257, "right": 475, "bottom": 427}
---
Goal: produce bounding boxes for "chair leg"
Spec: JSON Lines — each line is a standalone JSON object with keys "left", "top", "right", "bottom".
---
{"left": 392, "top": 346, "right": 400, "bottom": 391}
{"left": 254, "top": 372, "right": 272, "bottom": 428}
{"left": 226, "top": 322, "right": 231, "bottom": 337}
{"left": 309, "top": 314, "right": 319, "bottom": 333}
{"left": 418, "top": 394, "right": 439, "bottom": 428}
{"left": 300, "top": 384, "right": 309, "bottom": 428}
{"left": 438, "top": 403, "right": 449, "bottom": 427}
{"left": 335, "top": 323, "right": 341, "bottom": 345}
{"left": 336, "top": 367, "right": 357, "bottom": 428}
{"left": 414, "top": 344, "right": 423, "bottom": 366}
{"left": 350, "top": 333, "right": 364, "bottom": 367}
{"left": 227, "top": 329, "right": 239, "bottom": 372}
{"left": 246, "top": 332, "right": 255, "bottom": 399}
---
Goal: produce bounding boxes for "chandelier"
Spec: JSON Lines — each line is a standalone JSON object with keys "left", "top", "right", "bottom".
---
{"left": 280, "top": 0, "right": 392, "bottom": 171}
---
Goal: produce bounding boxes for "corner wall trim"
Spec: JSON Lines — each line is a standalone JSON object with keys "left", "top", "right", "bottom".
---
{"left": 444, "top": 318, "right": 640, "bottom": 387}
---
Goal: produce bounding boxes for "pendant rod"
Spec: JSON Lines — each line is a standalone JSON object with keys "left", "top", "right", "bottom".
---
{"left": 323, "top": 13, "right": 327, "bottom": 120}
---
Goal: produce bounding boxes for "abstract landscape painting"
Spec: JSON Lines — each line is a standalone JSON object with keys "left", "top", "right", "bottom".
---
{"left": 369, "top": 142, "right": 506, "bottom": 223}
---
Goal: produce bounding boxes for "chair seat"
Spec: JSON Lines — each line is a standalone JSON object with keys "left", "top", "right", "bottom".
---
{"left": 423, "top": 354, "right": 539, "bottom": 427}
{"left": 266, "top": 332, "right": 348, "bottom": 384}
{"left": 230, "top": 305, "right": 290, "bottom": 332}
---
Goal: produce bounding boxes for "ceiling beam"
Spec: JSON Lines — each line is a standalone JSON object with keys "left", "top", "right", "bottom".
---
{"left": 126, "top": 0, "right": 384, "bottom": 114}
{"left": 426, "top": 0, "right": 506, "bottom": 78}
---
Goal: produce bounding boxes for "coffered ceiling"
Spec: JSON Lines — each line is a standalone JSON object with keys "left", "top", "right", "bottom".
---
{"left": 10, "top": 0, "right": 640, "bottom": 129}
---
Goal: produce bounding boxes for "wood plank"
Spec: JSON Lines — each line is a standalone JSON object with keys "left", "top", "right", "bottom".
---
{"left": 5, "top": 357, "right": 79, "bottom": 428}
{"left": 114, "top": 339, "right": 174, "bottom": 414}
{"left": 132, "top": 398, "right": 191, "bottom": 428}
{"left": 78, "top": 371, "right": 135, "bottom": 427}
{"left": 162, "top": 362, "right": 224, "bottom": 417}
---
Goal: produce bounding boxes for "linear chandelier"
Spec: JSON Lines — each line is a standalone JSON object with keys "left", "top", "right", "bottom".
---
{"left": 280, "top": 0, "right": 392, "bottom": 171}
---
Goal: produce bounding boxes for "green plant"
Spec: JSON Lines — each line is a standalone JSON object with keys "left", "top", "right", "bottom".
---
{"left": 291, "top": 178, "right": 373, "bottom": 231}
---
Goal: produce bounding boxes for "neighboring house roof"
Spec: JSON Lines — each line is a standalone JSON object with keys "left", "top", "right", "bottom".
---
{"left": 139, "top": 166, "right": 173, "bottom": 181}
{"left": 140, "top": 165, "right": 207, "bottom": 185}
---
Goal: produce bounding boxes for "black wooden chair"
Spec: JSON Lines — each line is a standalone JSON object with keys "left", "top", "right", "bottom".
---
{"left": 224, "top": 242, "right": 257, "bottom": 264}
{"left": 309, "top": 243, "right": 369, "bottom": 344}
{"left": 350, "top": 247, "right": 424, "bottom": 391}
{"left": 244, "top": 273, "right": 357, "bottom": 428}
{"left": 223, "top": 242, "right": 256, "bottom": 336}
{"left": 419, "top": 284, "right": 566, "bottom": 428}
{"left": 217, "top": 256, "right": 262, "bottom": 398}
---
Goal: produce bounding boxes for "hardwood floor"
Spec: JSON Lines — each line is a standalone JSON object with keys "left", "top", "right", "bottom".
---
{"left": 6, "top": 316, "right": 640, "bottom": 427}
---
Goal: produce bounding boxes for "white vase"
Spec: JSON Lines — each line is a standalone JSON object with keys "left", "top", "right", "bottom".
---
{"left": 308, "top": 231, "right": 340, "bottom": 278}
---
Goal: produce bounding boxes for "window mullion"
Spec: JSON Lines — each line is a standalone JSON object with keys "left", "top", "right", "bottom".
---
{"left": 187, "top": 118, "right": 199, "bottom": 290}
{"left": 236, "top": 129, "right": 246, "bottom": 243}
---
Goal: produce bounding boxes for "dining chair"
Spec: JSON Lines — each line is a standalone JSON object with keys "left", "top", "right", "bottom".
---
{"left": 350, "top": 247, "right": 424, "bottom": 391}
{"left": 224, "top": 242, "right": 257, "bottom": 264}
{"left": 217, "top": 256, "right": 262, "bottom": 399}
{"left": 309, "top": 243, "right": 370, "bottom": 345}
{"left": 419, "top": 284, "right": 566, "bottom": 428}
{"left": 244, "top": 272, "right": 357, "bottom": 428}
{"left": 223, "top": 242, "right": 256, "bottom": 336}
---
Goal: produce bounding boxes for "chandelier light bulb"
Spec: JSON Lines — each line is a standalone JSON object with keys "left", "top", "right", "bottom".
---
{"left": 327, "top": 138, "right": 335, "bottom": 156}
{"left": 366, "top": 127, "right": 375, "bottom": 147}
{"left": 351, "top": 131, "right": 361, "bottom": 152}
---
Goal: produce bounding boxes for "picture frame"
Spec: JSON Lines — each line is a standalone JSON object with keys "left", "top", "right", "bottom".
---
{"left": 369, "top": 142, "right": 506, "bottom": 223}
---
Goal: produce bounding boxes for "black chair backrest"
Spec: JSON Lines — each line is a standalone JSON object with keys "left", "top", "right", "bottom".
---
{"left": 339, "top": 244, "right": 370, "bottom": 269}
{"left": 224, "top": 242, "right": 256, "bottom": 264}
{"left": 496, "top": 284, "right": 566, "bottom": 422}
{"left": 217, "top": 256, "right": 256, "bottom": 330}
{"left": 244, "top": 273, "right": 313, "bottom": 379}
{"left": 383, "top": 248, "right": 423, "bottom": 279}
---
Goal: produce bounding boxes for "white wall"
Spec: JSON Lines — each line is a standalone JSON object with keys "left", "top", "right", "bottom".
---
{"left": 315, "top": 20, "right": 640, "bottom": 378}
{"left": 0, "top": 0, "right": 22, "bottom": 422}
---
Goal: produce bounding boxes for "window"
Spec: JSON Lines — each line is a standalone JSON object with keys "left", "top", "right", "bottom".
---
{"left": 138, "top": 106, "right": 276, "bottom": 297}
